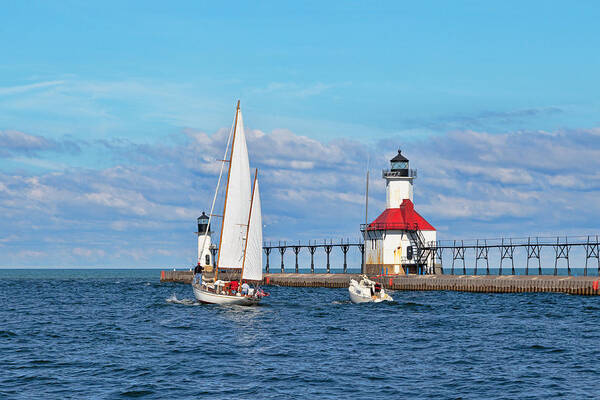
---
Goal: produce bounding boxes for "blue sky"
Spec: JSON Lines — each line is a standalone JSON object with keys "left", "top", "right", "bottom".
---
{"left": 1, "top": 1, "right": 600, "bottom": 267}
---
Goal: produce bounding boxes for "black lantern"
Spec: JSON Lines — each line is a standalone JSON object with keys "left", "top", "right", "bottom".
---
{"left": 390, "top": 149, "right": 409, "bottom": 172}
{"left": 197, "top": 212, "right": 210, "bottom": 234}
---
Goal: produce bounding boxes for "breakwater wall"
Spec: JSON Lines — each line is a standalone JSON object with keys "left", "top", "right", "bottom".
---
{"left": 160, "top": 270, "right": 193, "bottom": 283}
{"left": 160, "top": 270, "right": 600, "bottom": 295}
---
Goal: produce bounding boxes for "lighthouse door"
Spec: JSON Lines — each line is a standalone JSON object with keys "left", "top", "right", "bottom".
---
{"left": 393, "top": 246, "right": 402, "bottom": 274}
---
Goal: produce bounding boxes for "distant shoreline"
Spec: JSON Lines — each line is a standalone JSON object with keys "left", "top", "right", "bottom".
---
{"left": 0, "top": 266, "right": 170, "bottom": 269}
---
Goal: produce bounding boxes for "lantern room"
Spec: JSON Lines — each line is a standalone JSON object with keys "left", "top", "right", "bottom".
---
{"left": 383, "top": 149, "right": 417, "bottom": 208}
{"left": 197, "top": 212, "right": 210, "bottom": 235}
{"left": 390, "top": 149, "right": 409, "bottom": 174}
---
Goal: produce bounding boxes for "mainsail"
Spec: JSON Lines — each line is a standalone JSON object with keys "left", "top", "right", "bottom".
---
{"left": 242, "top": 176, "right": 263, "bottom": 281}
{"left": 217, "top": 107, "right": 251, "bottom": 268}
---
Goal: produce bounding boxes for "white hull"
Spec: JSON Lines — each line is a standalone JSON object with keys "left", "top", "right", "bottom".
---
{"left": 348, "top": 276, "right": 393, "bottom": 304}
{"left": 348, "top": 288, "right": 376, "bottom": 303}
{"left": 192, "top": 284, "right": 260, "bottom": 306}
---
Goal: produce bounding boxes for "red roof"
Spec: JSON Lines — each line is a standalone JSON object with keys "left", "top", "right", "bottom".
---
{"left": 368, "top": 199, "right": 435, "bottom": 231}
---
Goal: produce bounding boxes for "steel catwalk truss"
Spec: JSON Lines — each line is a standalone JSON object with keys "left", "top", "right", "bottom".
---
{"left": 256, "top": 235, "right": 600, "bottom": 276}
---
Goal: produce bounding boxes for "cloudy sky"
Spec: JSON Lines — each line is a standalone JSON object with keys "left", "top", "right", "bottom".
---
{"left": 1, "top": 1, "right": 600, "bottom": 267}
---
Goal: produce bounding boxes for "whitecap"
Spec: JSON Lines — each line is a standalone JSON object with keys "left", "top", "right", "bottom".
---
{"left": 166, "top": 294, "right": 198, "bottom": 306}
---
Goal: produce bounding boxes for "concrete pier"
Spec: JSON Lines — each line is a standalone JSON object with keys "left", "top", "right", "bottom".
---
{"left": 160, "top": 270, "right": 600, "bottom": 295}
{"left": 160, "top": 270, "right": 194, "bottom": 284}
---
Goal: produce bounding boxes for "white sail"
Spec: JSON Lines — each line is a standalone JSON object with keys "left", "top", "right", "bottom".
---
{"left": 218, "top": 108, "right": 251, "bottom": 269}
{"left": 242, "top": 177, "right": 263, "bottom": 281}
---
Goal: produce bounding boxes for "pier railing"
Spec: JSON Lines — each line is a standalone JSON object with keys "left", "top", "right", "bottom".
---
{"left": 360, "top": 222, "right": 418, "bottom": 231}
{"left": 382, "top": 169, "right": 417, "bottom": 178}
{"left": 426, "top": 235, "right": 600, "bottom": 276}
{"left": 262, "top": 239, "right": 364, "bottom": 274}
{"left": 260, "top": 235, "right": 600, "bottom": 277}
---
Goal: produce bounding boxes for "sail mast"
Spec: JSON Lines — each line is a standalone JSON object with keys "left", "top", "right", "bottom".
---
{"left": 365, "top": 154, "right": 370, "bottom": 226}
{"left": 215, "top": 100, "right": 240, "bottom": 279}
{"left": 240, "top": 169, "right": 258, "bottom": 283}
{"left": 365, "top": 169, "right": 369, "bottom": 226}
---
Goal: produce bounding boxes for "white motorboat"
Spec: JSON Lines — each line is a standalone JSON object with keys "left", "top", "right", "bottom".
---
{"left": 348, "top": 275, "right": 393, "bottom": 303}
{"left": 192, "top": 101, "right": 266, "bottom": 306}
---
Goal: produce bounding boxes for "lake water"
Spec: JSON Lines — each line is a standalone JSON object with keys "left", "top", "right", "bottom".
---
{"left": 1, "top": 269, "right": 599, "bottom": 399}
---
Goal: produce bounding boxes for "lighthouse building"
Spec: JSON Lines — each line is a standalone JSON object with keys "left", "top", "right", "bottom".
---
{"left": 362, "top": 150, "right": 436, "bottom": 275}
{"left": 196, "top": 212, "right": 214, "bottom": 270}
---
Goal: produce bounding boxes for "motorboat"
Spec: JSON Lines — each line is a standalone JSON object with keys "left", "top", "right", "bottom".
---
{"left": 348, "top": 275, "right": 393, "bottom": 303}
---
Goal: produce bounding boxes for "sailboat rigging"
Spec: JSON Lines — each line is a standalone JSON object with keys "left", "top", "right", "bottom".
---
{"left": 192, "top": 101, "right": 266, "bottom": 305}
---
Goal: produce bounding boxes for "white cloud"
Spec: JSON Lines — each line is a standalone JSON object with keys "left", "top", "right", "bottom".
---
{"left": 0, "top": 81, "right": 65, "bottom": 96}
{"left": 0, "top": 234, "right": 19, "bottom": 243}
{"left": 0, "top": 130, "right": 51, "bottom": 150}
{"left": 420, "top": 194, "right": 536, "bottom": 220}
{"left": 2, "top": 125, "right": 600, "bottom": 266}
{"left": 252, "top": 82, "right": 341, "bottom": 98}
{"left": 72, "top": 247, "right": 106, "bottom": 258}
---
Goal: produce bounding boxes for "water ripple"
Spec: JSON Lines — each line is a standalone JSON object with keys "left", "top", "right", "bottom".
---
{"left": 1, "top": 269, "right": 599, "bottom": 399}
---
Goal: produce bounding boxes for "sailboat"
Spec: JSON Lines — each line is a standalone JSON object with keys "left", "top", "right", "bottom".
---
{"left": 192, "top": 101, "right": 266, "bottom": 306}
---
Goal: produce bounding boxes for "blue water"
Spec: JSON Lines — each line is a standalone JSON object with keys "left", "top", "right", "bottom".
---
{"left": 1, "top": 269, "right": 599, "bottom": 399}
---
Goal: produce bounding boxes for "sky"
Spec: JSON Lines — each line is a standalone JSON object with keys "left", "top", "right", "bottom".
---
{"left": 1, "top": 1, "right": 600, "bottom": 267}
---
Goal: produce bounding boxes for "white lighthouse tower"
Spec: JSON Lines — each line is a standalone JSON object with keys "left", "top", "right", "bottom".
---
{"left": 363, "top": 149, "right": 437, "bottom": 275}
{"left": 196, "top": 212, "right": 213, "bottom": 270}
{"left": 386, "top": 150, "right": 414, "bottom": 206}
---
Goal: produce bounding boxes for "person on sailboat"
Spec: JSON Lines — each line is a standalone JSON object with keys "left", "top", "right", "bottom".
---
{"left": 241, "top": 281, "right": 250, "bottom": 296}
{"left": 229, "top": 280, "right": 239, "bottom": 294}
{"left": 193, "top": 263, "right": 203, "bottom": 285}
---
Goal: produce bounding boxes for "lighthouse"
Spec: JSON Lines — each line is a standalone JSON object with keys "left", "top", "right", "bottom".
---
{"left": 196, "top": 212, "right": 213, "bottom": 270}
{"left": 362, "top": 149, "right": 436, "bottom": 275}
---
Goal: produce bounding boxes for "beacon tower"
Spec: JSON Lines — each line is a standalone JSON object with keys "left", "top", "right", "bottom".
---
{"left": 363, "top": 150, "right": 436, "bottom": 275}
{"left": 196, "top": 212, "right": 213, "bottom": 269}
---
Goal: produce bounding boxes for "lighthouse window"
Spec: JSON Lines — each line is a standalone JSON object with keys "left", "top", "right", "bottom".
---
{"left": 392, "top": 161, "right": 408, "bottom": 170}
{"left": 205, "top": 254, "right": 210, "bottom": 265}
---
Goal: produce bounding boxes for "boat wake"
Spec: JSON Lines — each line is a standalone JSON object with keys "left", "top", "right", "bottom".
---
{"left": 331, "top": 300, "right": 351, "bottom": 305}
{"left": 166, "top": 294, "right": 199, "bottom": 306}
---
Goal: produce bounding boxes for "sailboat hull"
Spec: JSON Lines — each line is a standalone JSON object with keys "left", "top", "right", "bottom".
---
{"left": 192, "top": 284, "right": 260, "bottom": 306}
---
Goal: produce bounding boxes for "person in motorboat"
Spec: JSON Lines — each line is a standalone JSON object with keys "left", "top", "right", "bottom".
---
{"left": 193, "top": 263, "right": 203, "bottom": 285}
{"left": 373, "top": 282, "right": 382, "bottom": 299}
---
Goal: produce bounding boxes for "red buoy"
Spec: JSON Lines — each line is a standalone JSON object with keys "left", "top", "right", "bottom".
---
{"left": 266, "top": 276, "right": 270, "bottom": 284}
{"left": 389, "top": 278, "right": 393, "bottom": 286}
{"left": 593, "top": 281, "right": 599, "bottom": 291}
